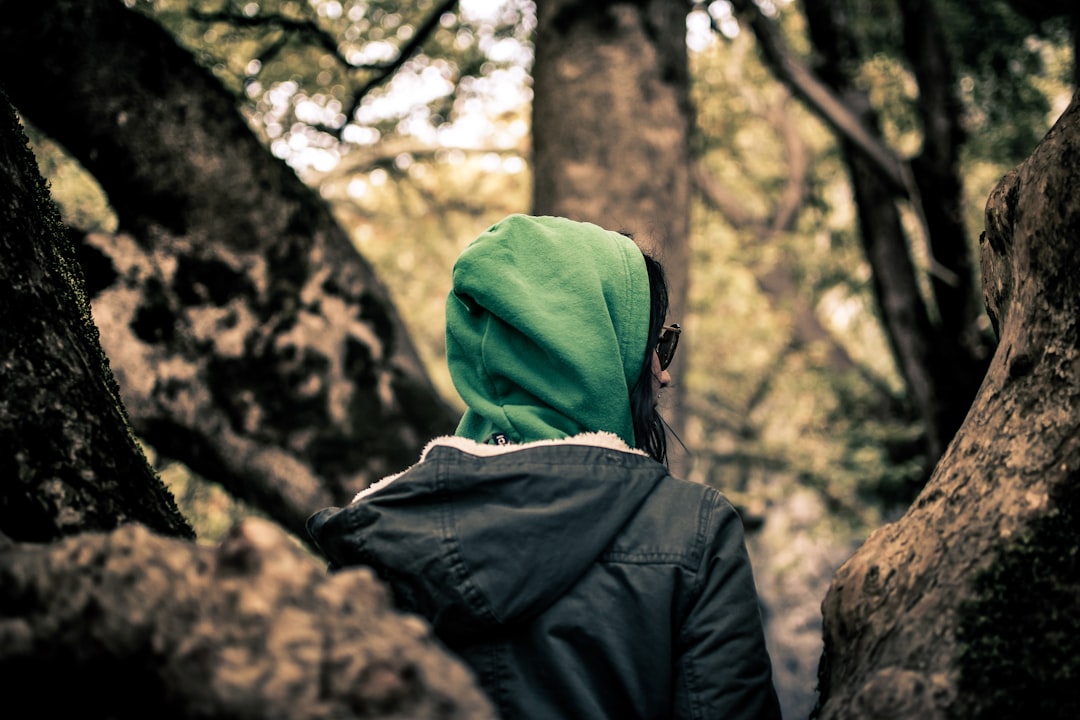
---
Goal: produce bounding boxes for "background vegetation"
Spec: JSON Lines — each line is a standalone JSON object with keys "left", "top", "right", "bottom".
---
{"left": 24, "top": 1, "right": 1074, "bottom": 716}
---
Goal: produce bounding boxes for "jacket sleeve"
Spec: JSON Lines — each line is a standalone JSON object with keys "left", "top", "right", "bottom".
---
{"left": 673, "top": 490, "right": 782, "bottom": 720}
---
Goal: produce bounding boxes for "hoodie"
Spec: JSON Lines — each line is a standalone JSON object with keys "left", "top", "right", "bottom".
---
{"left": 307, "top": 216, "right": 780, "bottom": 719}
{"left": 445, "top": 214, "right": 651, "bottom": 448}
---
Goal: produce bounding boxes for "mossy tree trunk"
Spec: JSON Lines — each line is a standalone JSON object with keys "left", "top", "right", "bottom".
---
{"left": 815, "top": 89, "right": 1080, "bottom": 720}
{"left": 0, "top": 92, "right": 193, "bottom": 543}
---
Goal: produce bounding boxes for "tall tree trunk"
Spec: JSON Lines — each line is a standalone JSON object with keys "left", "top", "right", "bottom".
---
{"left": 531, "top": 0, "right": 693, "bottom": 468}
{"left": 798, "top": 0, "right": 989, "bottom": 467}
{"left": 899, "top": 0, "right": 995, "bottom": 428}
{"left": 0, "top": 0, "right": 458, "bottom": 540}
{"left": 0, "top": 92, "right": 193, "bottom": 543}
{"left": 816, "top": 89, "right": 1080, "bottom": 720}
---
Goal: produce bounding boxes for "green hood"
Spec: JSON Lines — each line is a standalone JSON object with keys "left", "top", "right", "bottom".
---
{"left": 446, "top": 214, "right": 651, "bottom": 447}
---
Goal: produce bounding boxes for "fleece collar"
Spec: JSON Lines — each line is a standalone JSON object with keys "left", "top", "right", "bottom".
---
{"left": 354, "top": 431, "right": 647, "bottom": 503}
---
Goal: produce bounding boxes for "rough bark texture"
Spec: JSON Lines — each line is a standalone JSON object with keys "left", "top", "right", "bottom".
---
{"left": 531, "top": 0, "right": 692, "bottom": 465}
{"left": 0, "top": 92, "right": 193, "bottom": 543}
{"left": 0, "top": 519, "right": 494, "bottom": 719}
{"left": 815, "top": 90, "right": 1080, "bottom": 720}
{"left": 0, "top": 0, "right": 458, "bottom": 540}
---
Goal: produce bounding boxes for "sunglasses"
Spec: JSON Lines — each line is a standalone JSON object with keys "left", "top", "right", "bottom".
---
{"left": 656, "top": 323, "right": 681, "bottom": 370}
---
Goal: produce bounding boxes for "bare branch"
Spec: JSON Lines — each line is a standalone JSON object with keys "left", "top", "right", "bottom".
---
{"left": 343, "top": 0, "right": 461, "bottom": 130}
{"left": 191, "top": 1, "right": 462, "bottom": 142}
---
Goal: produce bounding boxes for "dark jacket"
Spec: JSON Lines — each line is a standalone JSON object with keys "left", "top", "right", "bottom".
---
{"left": 307, "top": 433, "right": 781, "bottom": 720}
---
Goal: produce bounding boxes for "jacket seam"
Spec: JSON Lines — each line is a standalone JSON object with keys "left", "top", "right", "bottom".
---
{"left": 676, "top": 488, "right": 719, "bottom": 720}
{"left": 435, "top": 452, "right": 502, "bottom": 625}
{"left": 600, "top": 551, "right": 697, "bottom": 569}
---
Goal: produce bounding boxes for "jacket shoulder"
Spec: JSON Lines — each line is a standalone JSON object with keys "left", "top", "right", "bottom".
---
{"left": 601, "top": 474, "right": 738, "bottom": 571}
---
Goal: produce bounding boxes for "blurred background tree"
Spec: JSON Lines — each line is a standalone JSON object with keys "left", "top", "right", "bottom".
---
{"left": 10, "top": 0, "right": 1074, "bottom": 716}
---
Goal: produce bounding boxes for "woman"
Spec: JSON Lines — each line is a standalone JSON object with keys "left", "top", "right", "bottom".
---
{"left": 307, "top": 215, "right": 780, "bottom": 719}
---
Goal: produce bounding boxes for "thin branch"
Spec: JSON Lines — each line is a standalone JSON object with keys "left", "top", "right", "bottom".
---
{"left": 766, "top": 90, "right": 808, "bottom": 234}
{"left": 190, "top": 10, "right": 345, "bottom": 57}
{"left": 343, "top": 0, "right": 461, "bottom": 126}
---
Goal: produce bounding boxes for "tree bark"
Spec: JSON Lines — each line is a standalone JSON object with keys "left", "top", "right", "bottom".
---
{"left": 0, "top": 91, "right": 193, "bottom": 543}
{"left": 531, "top": 0, "right": 693, "bottom": 467}
{"left": 0, "top": 0, "right": 458, "bottom": 539}
{"left": 816, "top": 89, "right": 1080, "bottom": 720}
{"left": 0, "top": 518, "right": 495, "bottom": 719}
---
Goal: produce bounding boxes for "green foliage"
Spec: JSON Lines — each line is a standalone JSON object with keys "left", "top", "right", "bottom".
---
{"left": 835, "top": 0, "right": 1072, "bottom": 167}
{"left": 687, "top": 25, "right": 920, "bottom": 536}
{"left": 956, "top": 473, "right": 1080, "bottom": 719}
{"left": 158, "top": 458, "right": 260, "bottom": 544}
{"left": 856, "top": 54, "right": 921, "bottom": 155}
{"left": 326, "top": 151, "right": 530, "bottom": 405}
{"left": 937, "top": 0, "right": 1072, "bottom": 165}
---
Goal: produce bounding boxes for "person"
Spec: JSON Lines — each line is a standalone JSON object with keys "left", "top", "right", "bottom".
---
{"left": 307, "top": 214, "right": 781, "bottom": 719}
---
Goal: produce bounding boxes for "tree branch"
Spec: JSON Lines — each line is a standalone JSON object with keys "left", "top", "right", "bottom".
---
{"left": 343, "top": 0, "right": 461, "bottom": 131}
{"left": 190, "top": 0, "right": 461, "bottom": 141}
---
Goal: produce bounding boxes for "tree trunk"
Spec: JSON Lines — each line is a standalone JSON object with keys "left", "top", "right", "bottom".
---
{"left": 899, "top": 0, "right": 996, "bottom": 434}
{"left": 0, "top": 0, "right": 458, "bottom": 539}
{"left": 815, "top": 89, "right": 1080, "bottom": 720}
{"left": 798, "top": 0, "right": 994, "bottom": 467}
{"left": 900, "top": 0, "right": 981, "bottom": 346}
{"left": 531, "top": 0, "right": 693, "bottom": 467}
{"left": 0, "top": 92, "right": 193, "bottom": 543}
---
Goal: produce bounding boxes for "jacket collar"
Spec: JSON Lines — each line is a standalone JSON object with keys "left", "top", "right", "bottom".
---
{"left": 354, "top": 431, "right": 648, "bottom": 502}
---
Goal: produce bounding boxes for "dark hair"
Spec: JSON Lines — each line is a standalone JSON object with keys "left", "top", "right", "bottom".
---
{"left": 631, "top": 253, "right": 669, "bottom": 464}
